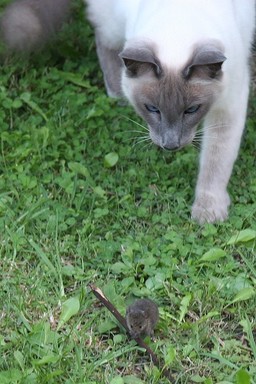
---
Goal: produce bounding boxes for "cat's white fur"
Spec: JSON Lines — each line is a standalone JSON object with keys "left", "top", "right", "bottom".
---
{"left": 86, "top": 0, "right": 255, "bottom": 223}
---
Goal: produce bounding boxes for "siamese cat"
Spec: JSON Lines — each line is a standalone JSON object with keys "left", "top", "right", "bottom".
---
{"left": 1, "top": 0, "right": 255, "bottom": 223}
{"left": 1, "top": 0, "right": 71, "bottom": 51}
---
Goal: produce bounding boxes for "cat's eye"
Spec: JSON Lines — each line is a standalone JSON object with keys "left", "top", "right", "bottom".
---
{"left": 144, "top": 104, "right": 160, "bottom": 114}
{"left": 184, "top": 104, "right": 201, "bottom": 114}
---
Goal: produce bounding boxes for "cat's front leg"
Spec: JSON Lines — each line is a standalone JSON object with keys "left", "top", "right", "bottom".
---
{"left": 191, "top": 86, "right": 249, "bottom": 224}
{"left": 95, "top": 33, "right": 123, "bottom": 98}
{"left": 191, "top": 127, "right": 235, "bottom": 224}
{"left": 192, "top": 185, "right": 231, "bottom": 224}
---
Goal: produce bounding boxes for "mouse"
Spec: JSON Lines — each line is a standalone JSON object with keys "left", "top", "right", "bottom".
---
{"left": 125, "top": 298, "right": 159, "bottom": 339}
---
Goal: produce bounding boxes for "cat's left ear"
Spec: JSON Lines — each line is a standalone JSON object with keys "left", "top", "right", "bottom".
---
{"left": 119, "top": 46, "right": 161, "bottom": 77}
{"left": 183, "top": 44, "right": 226, "bottom": 80}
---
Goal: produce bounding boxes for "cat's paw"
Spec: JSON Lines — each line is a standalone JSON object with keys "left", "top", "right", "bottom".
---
{"left": 191, "top": 191, "right": 230, "bottom": 224}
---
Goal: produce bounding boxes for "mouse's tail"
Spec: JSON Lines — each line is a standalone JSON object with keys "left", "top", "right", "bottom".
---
{"left": 1, "top": 0, "right": 71, "bottom": 52}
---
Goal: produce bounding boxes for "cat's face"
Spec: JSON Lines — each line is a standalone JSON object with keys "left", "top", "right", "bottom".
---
{"left": 120, "top": 41, "right": 225, "bottom": 150}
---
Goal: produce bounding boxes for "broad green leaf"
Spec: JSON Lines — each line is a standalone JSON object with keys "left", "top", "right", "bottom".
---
{"left": 123, "top": 376, "right": 144, "bottom": 384}
{"left": 54, "top": 70, "right": 92, "bottom": 88}
{"left": 227, "top": 229, "right": 256, "bottom": 245}
{"left": 204, "top": 379, "right": 213, "bottom": 384}
{"left": 33, "top": 354, "right": 59, "bottom": 366}
{"left": 216, "top": 382, "right": 233, "bottom": 384}
{"left": 179, "top": 293, "right": 192, "bottom": 322}
{"left": 226, "top": 274, "right": 252, "bottom": 295}
{"left": 68, "top": 162, "right": 90, "bottom": 177}
{"left": 14, "top": 350, "right": 25, "bottom": 370}
{"left": 145, "top": 272, "right": 166, "bottom": 290}
{"left": 198, "top": 311, "right": 219, "bottom": 323}
{"left": 0, "top": 369, "right": 23, "bottom": 383}
{"left": 94, "top": 207, "right": 109, "bottom": 218}
{"left": 57, "top": 296, "right": 80, "bottom": 330}
{"left": 236, "top": 369, "right": 250, "bottom": 384}
{"left": 0, "top": 335, "right": 6, "bottom": 346}
{"left": 113, "top": 334, "right": 124, "bottom": 345}
{"left": 93, "top": 186, "right": 106, "bottom": 198}
{"left": 164, "top": 345, "right": 176, "bottom": 365}
{"left": 231, "top": 287, "right": 255, "bottom": 304}
{"left": 98, "top": 319, "right": 117, "bottom": 334}
{"left": 102, "top": 282, "right": 117, "bottom": 303}
{"left": 191, "top": 375, "right": 206, "bottom": 383}
{"left": 111, "top": 262, "right": 130, "bottom": 274}
{"left": 199, "top": 248, "right": 226, "bottom": 262}
{"left": 104, "top": 152, "right": 119, "bottom": 168}
{"left": 12, "top": 99, "right": 23, "bottom": 109}
{"left": 110, "top": 377, "right": 124, "bottom": 384}
{"left": 20, "top": 92, "right": 48, "bottom": 122}
{"left": 28, "top": 321, "right": 59, "bottom": 346}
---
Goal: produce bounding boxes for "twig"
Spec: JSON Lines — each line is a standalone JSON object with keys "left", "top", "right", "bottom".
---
{"left": 89, "top": 283, "right": 176, "bottom": 383}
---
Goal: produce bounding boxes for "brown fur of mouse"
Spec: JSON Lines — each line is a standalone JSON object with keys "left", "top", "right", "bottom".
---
{"left": 125, "top": 298, "right": 159, "bottom": 339}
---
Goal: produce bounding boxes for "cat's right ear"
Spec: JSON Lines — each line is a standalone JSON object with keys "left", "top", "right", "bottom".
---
{"left": 119, "top": 46, "right": 161, "bottom": 77}
{"left": 183, "top": 43, "right": 226, "bottom": 80}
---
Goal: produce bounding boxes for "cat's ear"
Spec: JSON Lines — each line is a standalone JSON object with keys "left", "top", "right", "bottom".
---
{"left": 119, "top": 46, "right": 161, "bottom": 77}
{"left": 183, "top": 44, "right": 226, "bottom": 80}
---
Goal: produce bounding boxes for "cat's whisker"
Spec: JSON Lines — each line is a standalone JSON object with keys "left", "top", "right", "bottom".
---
{"left": 132, "top": 136, "right": 152, "bottom": 149}
{"left": 135, "top": 137, "right": 152, "bottom": 145}
{"left": 123, "top": 136, "right": 139, "bottom": 143}
{"left": 199, "top": 123, "right": 231, "bottom": 133}
{"left": 194, "top": 123, "right": 231, "bottom": 143}
{"left": 121, "top": 115, "right": 151, "bottom": 149}
{"left": 123, "top": 133, "right": 149, "bottom": 142}
{"left": 194, "top": 133, "right": 219, "bottom": 140}
{"left": 121, "top": 115, "right": 149, "bottom": 132}
{"left": 191, "top": 142, "right": 201, "bottom": 150}
{"left": 140, "top": 141, "right": 153, "bottom": 151}
{"left": 128, "top": 130, "right": 150, "bottom": 134}
{"left": 135, "top": 139, "right": 151, "bottom": 146}
{"left": 198, "top": 122, "right": 230, "bottom": 129}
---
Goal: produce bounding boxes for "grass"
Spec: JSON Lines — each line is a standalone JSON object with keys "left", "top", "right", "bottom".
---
{"left": 0, "top": 1, "right": 256, "bottom": 383}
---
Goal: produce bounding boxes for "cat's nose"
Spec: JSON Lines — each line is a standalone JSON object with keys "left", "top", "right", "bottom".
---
{"left": 163, "top": 143, "right": 180, "bottom": 150}
{"left": 149, "top": 130, "right": 181, "bottom": 150}
{"left": 162, "top": 139, "right": 180, "bottom": 151}
{"left": 161, "top": 131, "right": 181, "bottom": 150}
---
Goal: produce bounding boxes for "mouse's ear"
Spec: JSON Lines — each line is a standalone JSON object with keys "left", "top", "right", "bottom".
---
{"left": 126, "top": 307, "right": 131, "bottom": 314}
{"left": 139, "top": 309, "right": 145, "bottom": 316}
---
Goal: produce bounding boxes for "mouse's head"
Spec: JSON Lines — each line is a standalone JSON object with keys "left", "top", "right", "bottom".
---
{"left": 126, "top": 308, "right": 148, "bottom": 338}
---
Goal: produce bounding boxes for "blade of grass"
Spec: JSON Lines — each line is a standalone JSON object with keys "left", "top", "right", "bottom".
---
{"left": 200, "top": 352, "right": 238, "bottom": 369}
{"left": 240, "top": 316, "right": 256, "bottom": 360}
{"left": 29, "top": 238, "right": 58, "bottom": 278}
{"left": 239, "top": 252, "right": 256, "bottom": 280}
{"left": 20, "top": 93, "right": 48, "bottom": 122}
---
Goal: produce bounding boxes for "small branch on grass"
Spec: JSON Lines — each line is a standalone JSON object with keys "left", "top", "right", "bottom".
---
{"left": 89, "top": 283, "right": 176, "bottom": 383}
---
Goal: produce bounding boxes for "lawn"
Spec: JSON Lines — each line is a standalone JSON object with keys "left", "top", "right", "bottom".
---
{"left": 0, "top": 2, "right": 256, "bottom": 383}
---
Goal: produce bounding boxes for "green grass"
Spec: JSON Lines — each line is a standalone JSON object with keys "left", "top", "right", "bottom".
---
{"left": 0, "top": 2, "right": 256, "bottom": 383}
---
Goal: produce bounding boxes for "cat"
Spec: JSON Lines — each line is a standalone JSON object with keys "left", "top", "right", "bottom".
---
{"left": 1, "top": 0, "right": 70, "bottom": 52}
{"left": 1, "top": 0, "right": 255, "bottom": 223}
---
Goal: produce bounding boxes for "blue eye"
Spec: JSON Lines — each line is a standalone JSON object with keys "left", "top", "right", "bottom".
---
{"left": 184, "top": 105, "right": 201, "bottom": 114}
{"left": 145, "top": 104, "right": 160, "bottom": 114}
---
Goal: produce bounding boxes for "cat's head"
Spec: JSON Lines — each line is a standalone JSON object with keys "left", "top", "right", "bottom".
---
{"left": 120, "top": 40, "right": 226, "bottom": 150}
